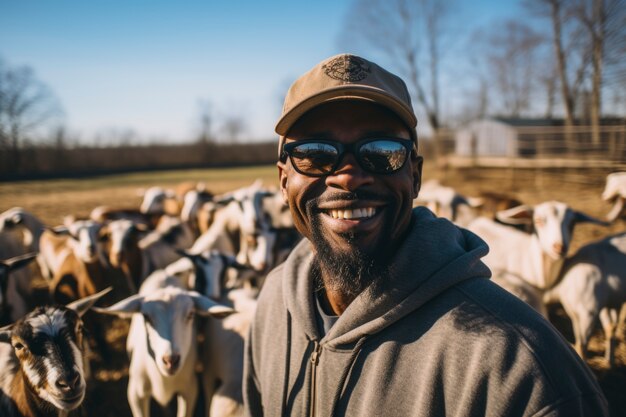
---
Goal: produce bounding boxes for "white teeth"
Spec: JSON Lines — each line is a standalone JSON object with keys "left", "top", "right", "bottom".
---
{"left": 328, "top": 208, "right": 376, "bottom": 220}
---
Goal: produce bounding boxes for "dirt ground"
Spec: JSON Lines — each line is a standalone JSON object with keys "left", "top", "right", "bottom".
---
{"left": 3, "top": 164, "right": 626, "bottom": 416}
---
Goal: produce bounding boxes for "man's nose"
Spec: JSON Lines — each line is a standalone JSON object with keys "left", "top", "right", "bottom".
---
{"left": 325, "top": 154, "right": 374, "bottom": 191}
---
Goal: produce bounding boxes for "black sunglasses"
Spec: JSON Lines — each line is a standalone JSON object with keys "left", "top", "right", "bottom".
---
{"left": 281, "top": 138, "right": 414, "bottom": 177}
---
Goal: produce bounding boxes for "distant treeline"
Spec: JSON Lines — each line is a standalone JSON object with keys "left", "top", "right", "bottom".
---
{"left": 0, "top": 141, "right": 278, "bottom": 180}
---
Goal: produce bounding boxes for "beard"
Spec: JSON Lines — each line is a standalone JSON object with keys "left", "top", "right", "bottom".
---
{"left": 307, "top": 191, "right": 394, "bottom": 299}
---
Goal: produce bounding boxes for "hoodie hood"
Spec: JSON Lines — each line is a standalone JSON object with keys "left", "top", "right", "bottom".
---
{"left": 282, "top": 206, "right": 491, "bottom": 347}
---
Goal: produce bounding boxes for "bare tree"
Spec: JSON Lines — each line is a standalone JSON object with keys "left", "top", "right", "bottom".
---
{"left": 195, "top": 99, "right": 214, "bottom": 144}
{"left": 0, "top": 59, "right": 63, "bottom": 173}
{"left": 570, "top": 0, "right": 626, "bottom": 142}
{"left": 0, "top": 59, "right": 63, "bottom": 152}
{"left": 339, "top": 0, "right": 456, "bottom": 134}
{"left": 220, "top": 114, "right": 247, "bottom": 144}
{"left": 476, "top": 21, "right": 544, "bottom": 117}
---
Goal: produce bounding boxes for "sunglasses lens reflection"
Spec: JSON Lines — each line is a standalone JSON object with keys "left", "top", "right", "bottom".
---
{"left": 359, "top": 141, "right": 408, "bottom": 174}
{"left": 290, "top": 142, "right": 338, "bottom": 176}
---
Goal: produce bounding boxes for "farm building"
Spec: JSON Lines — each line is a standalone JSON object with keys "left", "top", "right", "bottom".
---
{"left": 454, "top": 117, "right": 626, "bottom": 158}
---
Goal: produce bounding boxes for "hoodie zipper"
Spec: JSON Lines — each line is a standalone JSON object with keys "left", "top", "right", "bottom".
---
{"left": 309, "top": 340, "right": 322, "bottom": 417}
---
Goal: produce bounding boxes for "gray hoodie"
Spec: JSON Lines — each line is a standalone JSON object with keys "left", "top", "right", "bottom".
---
{"left": 244, "top": 207, "right": 608, "bottom": 417}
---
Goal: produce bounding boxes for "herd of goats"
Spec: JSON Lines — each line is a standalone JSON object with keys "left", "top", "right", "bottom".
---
{"left": 0, "top": 172, "right": 626, "bottom": 416}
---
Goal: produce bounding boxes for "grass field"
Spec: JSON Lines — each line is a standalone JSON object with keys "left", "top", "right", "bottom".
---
{"left": 0, "top": 165, "right": 280, "bottom": 225}
{"left": 2, "top": 163, "right": 626, "bottom": 416}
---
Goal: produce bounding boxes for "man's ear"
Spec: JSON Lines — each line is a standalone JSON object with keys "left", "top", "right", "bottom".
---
{"left": 412, "top": 154, "right": 423, "bottom": 198}
{"left": 277, "top": 160, "right": 289, "bottom": 205}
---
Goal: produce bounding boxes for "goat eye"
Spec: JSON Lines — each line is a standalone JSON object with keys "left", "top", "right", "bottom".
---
{"left": 13, "top": 342, "right": 24, "bottom": 351}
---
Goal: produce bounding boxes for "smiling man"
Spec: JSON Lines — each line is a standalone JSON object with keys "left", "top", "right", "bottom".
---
{"left": 243, "top": 54, "right": 608, "bottom": 417}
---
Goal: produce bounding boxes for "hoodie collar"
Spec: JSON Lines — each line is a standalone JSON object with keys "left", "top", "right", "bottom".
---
{"left": 283, "top": 207, "right": 491, "bottom": 347}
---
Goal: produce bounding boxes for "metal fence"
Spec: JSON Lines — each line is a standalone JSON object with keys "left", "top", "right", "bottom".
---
{"left": 425, "top": 125, "right": 626, "bottom": 187}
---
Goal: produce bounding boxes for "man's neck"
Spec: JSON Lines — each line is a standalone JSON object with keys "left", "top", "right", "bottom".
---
{"left": 318, "top": 283, "right": 355, "bottom": 316}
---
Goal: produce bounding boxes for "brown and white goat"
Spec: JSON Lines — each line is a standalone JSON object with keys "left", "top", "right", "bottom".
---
{"left": 98, "top": 219, "right": 149, "bottom": 293}
{"left": 0, "top": 289, "right": 110, "bottom": 417}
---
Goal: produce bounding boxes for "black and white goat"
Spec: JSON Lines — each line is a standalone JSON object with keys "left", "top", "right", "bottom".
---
{"left": 0, "top": 288, "right": 110, "bottom": 417}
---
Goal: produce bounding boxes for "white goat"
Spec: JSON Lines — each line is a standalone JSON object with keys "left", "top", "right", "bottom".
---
{"left": 602, "top": 172, "right": 626, "bottom": 222}
{"left": 191, "top": 186, "right": 277, "bottom": 279}
{"left": 414, "top": 180, "right": 523, "bottom": 228}
{"left": 139, "top": 186, "right": 180, "bottom": 216}
{"left": 414, "top": 179, "right": 473, "bottom": 223}
{"left": 467, "top": 201, "right": 607, "bottom": 314}
{"left": 95, "top": 268, "right": 234, "bottom": 417}
{"left": 544, "top": 232, "right": 626, "bottom": 367}
{"left": 0, "top": 289, "right": 110, "bottom": 417}
{"left": 180, "top": 250, "right": 256, "bottom": 417}
{"left": 0, "top": 207, "right": 46, "bottom": 254}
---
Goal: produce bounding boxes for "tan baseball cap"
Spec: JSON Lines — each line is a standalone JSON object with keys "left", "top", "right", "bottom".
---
{"left": 276, "top": 53, "right": 418, "bottom": 157}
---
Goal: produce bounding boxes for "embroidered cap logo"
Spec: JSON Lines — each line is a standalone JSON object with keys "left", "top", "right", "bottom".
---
{"left": 322, "top": 55, "right": 371, "bottom": 82}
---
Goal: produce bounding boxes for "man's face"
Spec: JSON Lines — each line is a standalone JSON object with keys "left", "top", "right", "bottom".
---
{"left": 278, "top": 100, "right": 422, "bottom": 266}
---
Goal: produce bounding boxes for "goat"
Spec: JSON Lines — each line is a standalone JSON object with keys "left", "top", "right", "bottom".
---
{"left": 90, "top": 206, "right": 157, "bottom": 230}
{"left": 139, "top": 186, "right": 181, "bottom": 216}
{"left": 192, "top": 183, "right": 279, "bottom": 271}
{"left": 544, "top": 232, "right": 626, "bottom": 367}
{"left": 414, "top": 180, "right": 524, "bottom": 229}
{"left": 414, "top": 179, "right": 473, "bottom": 223}
{"left": 0, "top": 253, "right": 38, "bottom": 326}
{"left": 176, "top": 250, "right": 255, "bottom": 417}
{"left": 0, "top": 288, "right": 110, "bottom": 417}
{"left": 39, "top": 221, "right": 120, "bottom": 360}
{"left": 180, "top": 187, "right": 214, "bottom": 238}
{"left": 467, "top": 201, "right": 608, "bottom": 314}
{"left": 94, "top": 268, "right": 234, "bottom": 417}
{"left": 38, "top": 218, "right": 105, "bottom": 283}
{"left": 602, "top": 172, "right": 626, "bottom": 222}
{"left": 138, "top": 216, "right": 195, "bottom": 281}
{"left": 0, "top": 207, "right": 46, "bottom": 254}
{"left": 98, "top": 219, "right": 149, "bottom": 293}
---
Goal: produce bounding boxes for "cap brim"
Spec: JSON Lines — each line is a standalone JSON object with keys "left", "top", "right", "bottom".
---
{"left": 275, "top": 85, "right": 418, "bottom": 136}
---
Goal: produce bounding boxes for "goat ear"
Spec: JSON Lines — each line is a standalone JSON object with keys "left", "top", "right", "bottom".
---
{"left": 606, "top": 198, "right": 625, "bottom": 222}
{"left": 49, "top": 225, "right": 70, "bottom": 235}
{"left": 91, "top": 293, "right": 144, "bottom": 318}
{"left": 573, "top": 211, "right": 610, "bottom": 227}
{"left": 175, "top": 248, "right": 193, "bottom": 259}
{"left": 0, "top": 325, "right": 12, "bottom": 344}
{"left": 133, "top": 223, "right": 150, "bottom": 233}
{"left": 496, "top": 205, "right": 534, "bottom": 225}
{"left": 224, "top": 255, "right": 252, "bottom": 271}
{"left": 9, "top": 212, "right": 23, "bottom": 225}
{"left": 5, "top": 253, "right": 38, "bottom": 272}
{"left": 189, "top": 292, "right": 235, "bottom": 319}
{"left": 67, "top": 287, "right": 113, "bottom": 317}
{"left": 466, "top": 197, "right": 484, "bottom": 208}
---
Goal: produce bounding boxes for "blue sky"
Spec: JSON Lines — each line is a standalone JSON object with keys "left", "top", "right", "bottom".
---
{"left": 0, "top": 0, "right": 523, "bottom": 143}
